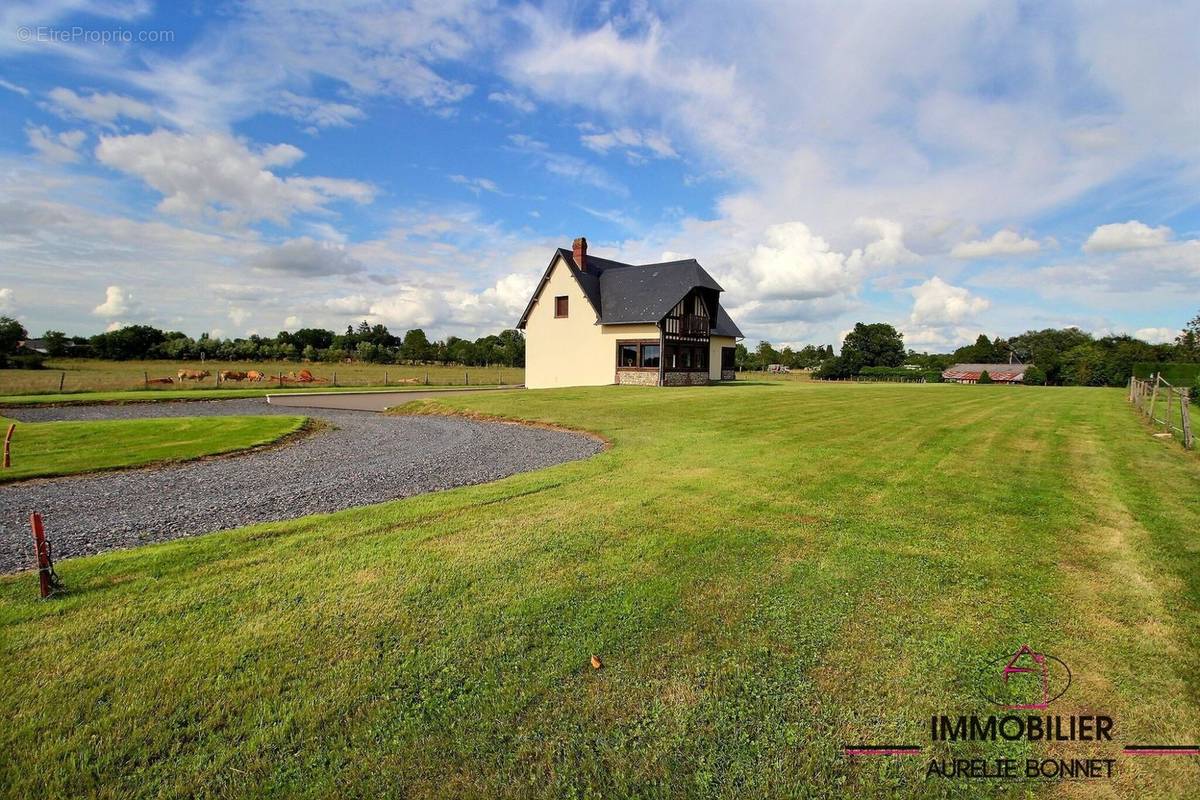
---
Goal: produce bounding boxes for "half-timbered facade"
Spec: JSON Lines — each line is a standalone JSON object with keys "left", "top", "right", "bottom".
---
{"left": 517, "top": 237, "right": 743, "bottom": 389}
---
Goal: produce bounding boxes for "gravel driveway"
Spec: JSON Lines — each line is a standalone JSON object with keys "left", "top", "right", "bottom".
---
{"left": 0, "top": 398, "right": 601, "bottom": 572}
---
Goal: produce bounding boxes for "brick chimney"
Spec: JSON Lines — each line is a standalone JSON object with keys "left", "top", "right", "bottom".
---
{"left": 572, "top": 236, "right": 588, "bottom": 272}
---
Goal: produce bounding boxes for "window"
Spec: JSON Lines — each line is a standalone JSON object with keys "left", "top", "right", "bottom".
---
{"left": 681, "top": 348, "right": 691, "bottom": 368}
{"left": 641, "top": 344, "right": 660, "bottom": 368}
{"left": 618, "top": 344, "right": 638, "bottom": 367}
{"left": 554, "top": 296, "right": 569, "bottom": 318}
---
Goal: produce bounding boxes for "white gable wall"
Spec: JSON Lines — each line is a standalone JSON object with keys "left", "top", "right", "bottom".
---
{"left": 709, "top": 335, "right": 736, "bottom": 380}
{"left": 524, "top": 254, "right": 660, "bottom": 389}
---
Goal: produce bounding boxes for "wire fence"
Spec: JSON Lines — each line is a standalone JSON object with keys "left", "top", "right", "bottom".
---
{"left": 1129, "top": 374, "right": 1193, "bottom": 450}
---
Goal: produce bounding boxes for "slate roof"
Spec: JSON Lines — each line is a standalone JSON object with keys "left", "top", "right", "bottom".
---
{"left": 517, "top": 247, "right": 743, "bottom": 338}
{"left": 713, "top": 306, "right": 744, "bottom": 338}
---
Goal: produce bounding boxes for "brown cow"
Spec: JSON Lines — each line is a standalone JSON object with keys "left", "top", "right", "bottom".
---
{"left": 246, "top": 370, "right": 266, "bottom": 382}
{"left": 146, "top": 377, "right": 174, "bottom": 385}
{"left": 177, "top": 369, "right": 210, "bottom": 381}
{"left": 219, "top": 370, "right": 248, "bottom": 382}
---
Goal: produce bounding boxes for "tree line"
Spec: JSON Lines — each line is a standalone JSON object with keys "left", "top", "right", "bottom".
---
{"left": 737, "top": 311, "right": 1200, "bottom": 388}
{"left": 0, "top": 317, "right": 525, "bottom": 368}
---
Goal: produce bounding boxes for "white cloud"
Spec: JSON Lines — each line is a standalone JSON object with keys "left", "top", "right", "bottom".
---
{"left": 1083, "top": 220, "right": 1172, "bottom": 253}
{"left": 909, "top": 277, "right": 989, "bottom": 326}
{"left": 1134, "top": 327, "right": 1178, "bottom": 344}
{"left": 104, "top": 320, "right": 130, "bottom": 332}
{"left": 0, "top": 78, "right": 29, "bottom": 96}
{"left": 250, "top": 238, "right": 365, "bottom": 277}
{"left": 95, "top": 130, "right": 374, "bottom": 225}
{"left": 273, "top": 91, "right": 365, "bottom": 129}
{"left": 972, "top": 237, "right": 1200, "bottom": 307}
{"left": 727, "top": 218, "right": 913, "bottom": 303}
{"left": 506, "top": 12, "right": 756, "bottom": 165}
{"left": 228, "top": 307, "right": 251, "bottom": 326}
{"left": 93, "top": 285, "right": 130, "bottom": 317}
{"left": 951, "top": 229, "right": 1041, "bottom": 259}
{"left": 102, "top": 1, "right": 488, "bottom": 130}
{"left": 507, "top": 133, "right": 627, "bottom": 195}
{"left": 367, "top": 287, "right": 445, "bottom": 329}
{"left": 0, "top": 287, "right": 14, "bottom": 313}
{"left": 324, "top": 294, "right": 372, "bottom": 315}
{"left": 739, "top": 223, "right": 860, "bottom": 301}
{"left": 283, "top": 314, "right": 301, "bottom": 329}
{"left": 25, "top": 125, "right": 86, "bottom": 163}
{"left": 46, "top": 87, "right": 158, "bottom": 128}
{"left": 488, "top": 91, "right": 535, "bottom": 113}
{"left": 449, "top": 174, "right": 503, "bottom": 195}
{"left": 580, "top": 126, "right": 677, "bottom": 161}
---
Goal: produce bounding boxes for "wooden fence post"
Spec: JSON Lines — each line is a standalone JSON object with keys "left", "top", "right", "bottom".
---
{"left": 1181, "top": 392, "right": 1193, "bottom": 449}
{"left": 3, "top": 423, "right": 14, "bottom": 468}
{"left": 59, "top": 372, "right": 65, "bottom": 392}
{"left": 1149, "top": 376, "right": 1159, "bottom": 424}
{"left": 30, "top": 512, "right": 63, "bottom": 599}
{"left": 384, "top": 371, "right": 388, "bottom": 386}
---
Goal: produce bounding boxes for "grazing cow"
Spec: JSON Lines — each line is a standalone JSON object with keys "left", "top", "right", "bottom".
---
{"left": 177, "top": 369, "right": 211, "bottom": 382}
{"left": 146, "top": 377, "right": 174, "bottom": 385}
{"left": 219, "top": 370, "right": 248, "bottom": 382}
{"left": 246, "top": 370, "right": 266, "bottom": 382}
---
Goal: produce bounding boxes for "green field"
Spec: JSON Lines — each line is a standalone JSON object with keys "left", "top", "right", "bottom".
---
{"left": 0, "top": 358, "right": 523, "bottom": 396}
{"left": 2, "top": 382, "right": 1197, "bottom": 798}
{"left": 0, "top": 415, "right": 307, "bottom": 482}
{"left": 0, "top": 383, "right": 495, "bottom": 408}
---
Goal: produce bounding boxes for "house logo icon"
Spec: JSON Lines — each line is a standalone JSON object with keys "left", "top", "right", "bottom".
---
{"left": 984, "top": 644, "right": 1072, "bottom": 710}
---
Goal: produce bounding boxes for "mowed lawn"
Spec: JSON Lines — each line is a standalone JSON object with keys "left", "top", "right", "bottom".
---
{"left": 1, "top": 383, "right": 1198, "bottom": 798}
{"left": 0, "top": 415, "right": 306, "bottom": 482}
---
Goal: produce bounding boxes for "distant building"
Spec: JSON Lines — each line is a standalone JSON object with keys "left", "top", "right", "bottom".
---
{"left": 942, "top": 363, "right": 1030, "bottom": 384}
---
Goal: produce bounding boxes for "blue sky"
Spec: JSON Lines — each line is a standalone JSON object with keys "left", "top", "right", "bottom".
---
{"left": 1, "top": 0, "right": 1197, "bottom": 350}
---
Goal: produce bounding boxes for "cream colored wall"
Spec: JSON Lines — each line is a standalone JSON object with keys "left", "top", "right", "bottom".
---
{"left": 524, "top": 254, "right": 661, "bottom": 388}
{"left": 709, "top": 336, "right": 736, "bottom": 380}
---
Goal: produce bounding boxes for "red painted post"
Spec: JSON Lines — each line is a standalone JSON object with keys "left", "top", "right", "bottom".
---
{"left": 30, "top": 513, "right": 52, "bottom": 598}
{"left": 3, "top": 423, "right": 13, "bottom": 468}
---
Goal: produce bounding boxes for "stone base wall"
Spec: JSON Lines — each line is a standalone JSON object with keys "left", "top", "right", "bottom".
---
{"left": 616, "top": 370, "right": 659, "bottom": 386}
{"left": 720, "top": 370, "right": 736, "bottom": 381}
{"left": 662, "top": 370, "right": 710, "bottom": 387}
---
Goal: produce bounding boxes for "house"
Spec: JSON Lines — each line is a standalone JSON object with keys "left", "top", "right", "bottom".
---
{"left": 942, "top": 363, "right": 1029, "bottom": 384}
{"left": 16, "top": 338, "right": 50, "bottom": 355}
{"left": 516, "top": 237, "right": 744, "bottom": 389}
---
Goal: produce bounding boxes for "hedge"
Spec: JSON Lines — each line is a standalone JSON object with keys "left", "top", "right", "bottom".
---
{"left": 857, "top": 366, "right": 943, "bottom": 382}
{"left": 1132, "top": 362, "right": 1200, "bottom": 386}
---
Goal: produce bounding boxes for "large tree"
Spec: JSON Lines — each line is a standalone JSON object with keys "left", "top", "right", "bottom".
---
{"left": 1007, "top": 327, "right": 1095, "bottom": 384}
{"left": 839, "top": 322, "right": 905, "bottom": 374}
{"left": 953, "top": 334, "right": 1007, "bottom": 364}
{"left": 400, "top": 328, "right": 433, "bottom": 362}
{"left": 1177, "top": 311, "right": 1200, "bottom": 361}
{"left": 0, "top": 316, "right": 28, "bottom": 355}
